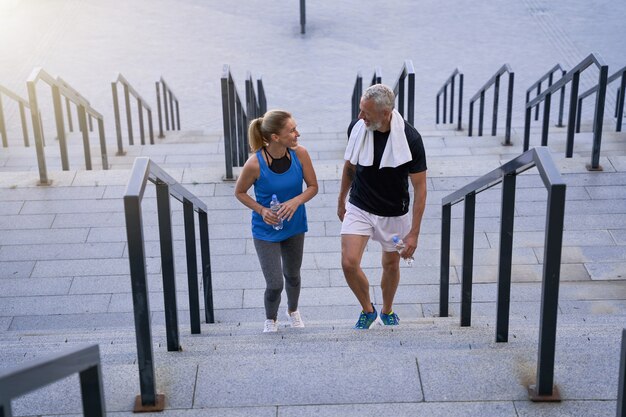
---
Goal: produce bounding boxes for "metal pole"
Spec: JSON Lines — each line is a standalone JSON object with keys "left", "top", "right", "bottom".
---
{"left": 97, "top": 119, "right": 108, "bottom": 170}
{"left": 478, "top": 91, "right": 485, "bottom": 136}
{"left": 0, "top": 95, "right": 7, "bottom": 147}
{"left": 566, "top": 71, "right": 580, "bottom": 158}
{"left": 221, "top": 70, "right": 234, "bottom": 180}
{"left": 138, "top": 98, "right": 145, "bottom": 145}
{"left": 156, "top": 182, "right": 180, "bottom": 352}
{"left": 541, "top": 93, "right": 552, "bottom": 147}
{"left": 492, "top": 74, "right": 500, "bottom": 136}
{"left": 460, "top": 192, "right": 476, "bottom": 327}
{"left": 618, "top": 329, "right": 626, "bottom": 417}
{"left": 439, "top": 203, "right": 451, "bottom": 318}
{"left": 496, "top": 174, "right": 516, "bottom": 343}
{"left": 111, "top": 83, "right": 125, "bottom": 155}
{"left": 300, "top": 0, "right": 306, "bottom": 34}
{"left": 183, "top": 200, "right": 201, "bottom": 335}
{"left": 468, "top": 101, "right": 474, "bottom": 136}
{"left": 504, "top": 72, "right": 514, "bottom": 145}
{"left": 123, "top": 192, "right": 158, "bottom": 406}
{"left": 124, "top": 84, "right": 133, "bottom": 145}
{"left": 617, "top": 74, "right": 626, "bottom": 132}
{"left": 79, "top": 360, "right": 106, "bottom": 417}
{"left": 51, "top": 85, "right": 69, "bottom": 170}
{"left": 407, "top": 71, "right": 415, "bottom": 126}
{"left": 155, "top": 82, "right": 164, "bottom": 138}
{"left": 19, "top": 102, "right": 29, "bottom": 147}
{"left": 77, "top": 105, "right": 92, "bottom": 170}
{"left": 589, "top": 65, "right": 608, "bottom": 171}
{"left": 458, "top": 74, "right": 464, "bottom": 131}
{"left": 26, "top": 81, "right": 49, "bottom": 185}
{"left": 557, "top": 70, "right": 566, "bottom": 127}
{"left": 147, "top": 110, "right": 155, "bottom": 144}
{"left": 199, "top": 211, "right": 214, "bottom": 324}
{"left": 450, "top": 77, "right": 455, "bottom": 124}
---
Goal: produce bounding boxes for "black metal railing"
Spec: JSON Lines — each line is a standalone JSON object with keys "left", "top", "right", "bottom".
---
{"left": 524, "top": 53, "right": 609, "bottom": 171}
{"left": 299, "top": 0, "right": 306, "bottom": 34}
{"left": 618, "top": 329, "right": 626, "bottom": 417}
{"left": 0, "top": 344, "right": 105, "bottom": 417}
{"left": 112, "top": 73, "right": 155, "bottom": 156}
{"left": 440, "top": 147, "right": 566, "bottom": 401}
{"left": 526, "top": 64, "right": 567, "bottom": 128}
{"left": 245, "top": 71, "right": 266, "bottom": 122}
{"left": 26, "top": 67, "right": 108, "bottom": 185}
{"left": 351, "top": 67, "right": 382, "bottom": 120}
{"left": 392, "top": 59, "right": 415, "bottom": 126}
{"left": 0, "top": 84, "right": 35, "bottom": 148}
{"left": 436, "top": 68, "right": 464, "bottom": 130}
{"left": 155, "top": 77, "right": 180, "bottom": 139}
{"left": 124, "top": 157, "right": 214, "bottom": 410}
{"left": 469, "top": 64, "right": 515, "bottom": 145}
{"left": 221, "top": 65, "right": 266, "bottom": 180}
{"left": 576, "top": 65, "right": 626, "bottom": 133}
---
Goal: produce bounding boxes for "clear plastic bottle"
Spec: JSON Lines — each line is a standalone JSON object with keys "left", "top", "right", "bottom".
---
{"left": 270, "top": 194, "right": 283, "bottom": 231}
{"left": 392, "top": 235, "right": 414, "bottom": 266}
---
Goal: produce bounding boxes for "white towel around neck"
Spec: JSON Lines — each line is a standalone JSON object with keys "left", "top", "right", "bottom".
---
{"left": 344, "top": 109, "right": 412, "bottom": 168}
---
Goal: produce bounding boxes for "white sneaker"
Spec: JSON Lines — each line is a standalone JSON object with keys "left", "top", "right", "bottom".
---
{"left": 286, "top": 310, "right": 305, "bottom": 328}
{"left": 263, "top": 319, "right": 278, "bottom": 333}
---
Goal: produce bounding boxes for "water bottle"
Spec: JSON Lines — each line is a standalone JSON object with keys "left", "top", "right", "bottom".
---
{"left": 270, "top": 194, "right": 283, "bottom": 231}
{"left": 392, "top": 235, "right": 414, "bottom": 266}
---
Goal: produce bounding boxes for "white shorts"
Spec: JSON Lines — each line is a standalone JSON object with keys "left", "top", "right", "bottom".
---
{"left": 340, "top": 202, "right": 412, "bottom": 252}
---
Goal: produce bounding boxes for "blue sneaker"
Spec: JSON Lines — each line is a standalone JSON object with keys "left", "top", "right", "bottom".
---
{"left": 380, "top": 311, "right": 400, "bottom": 326}
{"left": 354, "top": 305, "right": 378, "bottom": 329}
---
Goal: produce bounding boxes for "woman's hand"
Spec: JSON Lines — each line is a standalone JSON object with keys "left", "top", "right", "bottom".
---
{"left": 260, "top": 207, "right": 281, "bottom": 226}
{"left": 276, "top": 199, "right": 300, "bottom": 222}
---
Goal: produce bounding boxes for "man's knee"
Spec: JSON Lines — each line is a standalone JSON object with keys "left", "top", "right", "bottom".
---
{"left": 381, "top": 253, "right": 401, "bottom": 272}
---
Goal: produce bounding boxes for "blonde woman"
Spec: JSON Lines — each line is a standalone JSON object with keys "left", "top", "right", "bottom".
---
{"left": 235, "top": 110, "right": 318, "bottom": 332}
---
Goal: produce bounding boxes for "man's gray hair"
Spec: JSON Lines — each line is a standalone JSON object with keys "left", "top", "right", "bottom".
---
{"left": 362, "top": 84, "right": 395, "bottom": 111}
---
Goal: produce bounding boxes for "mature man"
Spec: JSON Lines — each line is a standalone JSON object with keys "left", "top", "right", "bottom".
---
{"left": 337, "top": 84, "right": 427, "bottom": 329}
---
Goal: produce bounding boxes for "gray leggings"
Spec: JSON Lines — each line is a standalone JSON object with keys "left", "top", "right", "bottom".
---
{"left": 253, "top": 233, "right": 305, "bottom": 320}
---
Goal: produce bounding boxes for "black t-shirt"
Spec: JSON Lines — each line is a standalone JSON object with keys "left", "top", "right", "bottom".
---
{"left": 347, "top": 119, "right": 427, "bottom": 217}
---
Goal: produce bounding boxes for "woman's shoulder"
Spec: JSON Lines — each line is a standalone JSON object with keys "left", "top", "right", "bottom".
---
{"left": 292, "top": 144, "right": 309, "bottom": 157}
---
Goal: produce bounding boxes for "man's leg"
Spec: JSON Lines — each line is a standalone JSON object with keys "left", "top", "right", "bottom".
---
{"left": 380, "top": 250, "right": 401, "bottom": 314}
{"left": 341, "top": 234, "right": 372, "bottom": 312}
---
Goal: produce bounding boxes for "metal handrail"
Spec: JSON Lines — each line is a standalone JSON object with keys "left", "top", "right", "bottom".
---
{"left": 155, "top": 77, "right": 180, "bottom": 139}
{"left": 0, "top": 344, "right": 105, "bottom": 417}
{"left": 0, "top": 84, "right": 34, "bottom": 147}
{"left": 26, "top": 67, "right": 108, "bottom": 185}
{"left": 524, "top": 53, "right": 608, "bottom": 171}
{"left": 618, "top": 329, "right": 626, "bottom": 417}
{"left": 299, "top": 0, "right": 306, "bottom": 34}
{"left": 526, "top": 64, "right": 567, "bottom": 127}
{"left": 57, "top": 77, "right": 95, "bottom": 134}
{"left": 576, "top": 65, "right": 626, "bottom": 133}
{"left": 440, "top": 147, "right": 566, "bottom": 401}
{"left": 468, "top": 64, "right": 515, "bottom": 145}
{"left": 221, "top": 65, "right": 266, "bottom": 180}
{"left": 124, "top": 156, "right": 213, "bottom": 411}
{"left": 351, "top": 71, "right": 363, "bottom": 120}
{"left": 436, "top": 68, "right": 464, "bottom": 130}
{"left": 392, "top": 59, "right": 415, "bottom": 126}
{"left": 245, "top": 71, "right": 264, "bottom": 122}
{"left": 112, "top": 73, "right": 155, "bottom": 156}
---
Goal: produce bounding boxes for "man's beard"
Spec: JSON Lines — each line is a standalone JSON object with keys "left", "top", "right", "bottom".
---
{"left": 365, "top": 120, "right": 382, "bottom": 132}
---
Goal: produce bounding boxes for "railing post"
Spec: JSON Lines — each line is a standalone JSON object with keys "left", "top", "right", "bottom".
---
{"left": 442, "top": 85, "right": 447, "bottom": 124}
{"left": 155, "top": 82, "right": 164, "bottom": 138}
{"left": 26, "top": 80, "right": 49, "bottom": 185}
{"left": 541, "top": 92, "right": 552, "bottom": 147}
{"left": 439, "top": 203, "right": 451, "bottom": 318}
{"left": 535, "top": 83, "right": 541, "bottom": 121}
{"left": 169, "top": 89, "right": 175, "bottom": 131}
{"left": 589, "top": 64, "right": 608, "bottom": 171}
{"left": 407, "top": 70, "right": 415, "bottom": 126}
{"left": 449, "top": 77, "right": 455, "bottom": 124}
{"left": 460, "top": 192, "right": 476, "bottom": 327}
{"left": 163, "top": 81, "right": 170, "bottom": 131}
{"left": 300, "top": 0, "right": 306, "bottom": 34}
{"left": 183, "top": 199, "right": 201, "bottom": 335}
{"left": 504, "top": 72, "right": 514, "bottom": 145}
{"left": 138, "top": 98, "right": 146, "bottom": 145}
{"left": 496, "top": 174, "right": 516, "bottom": 343}
{"left": 492, "top": 74, "right": 500, "bottom": 136}
{"left": 565, "top": 71, "right": 580, "bottom": 158}
{"left": 478, "top": 91, "right": 485, "bottom": 136}
{"left": 575, "top": 97, "right": 583, "bottom": 134}
{"left": 111, "top": 83, "right": 125, "bottom": 155}
{"left": 398, "top": 74, "right": 405, "bottom": 118}
{"left": 51, "top": 84, "right": 69, "bottom": 170}
{"left": 468, "top": 102, "right": 474, "bottom": 136}
{"left": 617, "top": 75, "right": 626, "bottom": 132}
{"left": 1, "top": 400, "right": 13, "bottom": 417}
{"left": 524, "top": 106, "right": 531, "bottom": 151}
{"left": 457, "top": 74, "right": 464, "bottom": 131}
{"left": 79, "top": 361, "right": 106, "bottom": 417}
{"left": 199, "top": 211, "right": 214, "bottom": 323}
{"left": 436, "top": 95, "right": 440, "bottom": 124}
{"left": 221, "top": 69, "right": 235, "bottom": 180}
{"left": 529, "top": 181, "right": 565, "bottom": 401}
{"left": 156, "top": 182, "right": 181, "bottom": 352}
{"left": 557, "top": 70, "right": 566, "bottom": 127}
{"left": 618, "top": 329, "right": 626, "bottom": 417}
{"left": 19, "top": 102, "right": 30, "bottom": 147}
{"left": 175, "top": 100, "right": 180, "bottom": 130}
{"left": 147, "top": 109, "right": 155, "bottom": 144}
{"left": 97, "top": 119, "right": 108, "bottom": 170}
{"left": 123, "top": 189, "right": 160, "bottom": 409}
{"left": 0, "top": 94, "right": 7, "bottom": 148}
{"left": 124, "top": 84, "right": 134, "bottom": 146}
{"left": 77, "top": 105, "right": 92, "bottom": 170}
{"left": 65, "top": 97, "right": 73, "bottom": 132}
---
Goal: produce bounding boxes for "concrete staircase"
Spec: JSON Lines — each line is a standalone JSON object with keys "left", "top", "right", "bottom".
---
{"left": 1, "top": 123, "right": 626, "bottom": 416}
